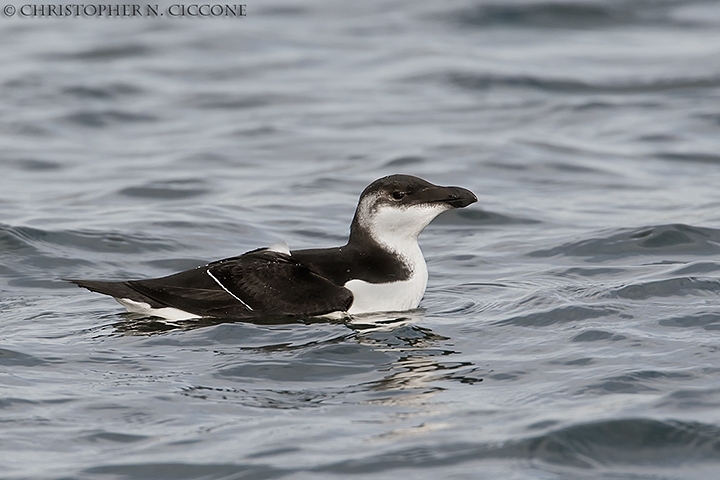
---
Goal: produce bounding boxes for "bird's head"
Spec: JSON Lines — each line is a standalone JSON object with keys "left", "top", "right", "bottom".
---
{"left": 349, "top": 174, "right": 477, "bottom": 250}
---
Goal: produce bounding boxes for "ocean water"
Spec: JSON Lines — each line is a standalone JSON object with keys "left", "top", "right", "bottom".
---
{"left": 3, "top": 0, "right": 720, "bottom": 478}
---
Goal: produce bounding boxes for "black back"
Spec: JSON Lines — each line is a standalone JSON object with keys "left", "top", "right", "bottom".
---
{"left": 71, "top": 249, "right": 354, "bottom": 319}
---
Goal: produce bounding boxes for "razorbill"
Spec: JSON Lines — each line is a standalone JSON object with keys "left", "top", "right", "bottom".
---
{"left": 69, "top": 174, "right": 477, "bottom": 320}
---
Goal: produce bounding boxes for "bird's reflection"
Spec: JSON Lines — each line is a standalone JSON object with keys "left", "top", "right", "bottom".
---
{"left": 352, "top": 319, "right": 483, "bottom": 397}
{"left": 111, "top": 310, "right": 483, "bottom": 402}
{"left": 112, "top": 311, "right": 339, "bottom": 334}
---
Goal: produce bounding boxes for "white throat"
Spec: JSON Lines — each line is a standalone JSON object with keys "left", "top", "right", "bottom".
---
{"left": 345, "top": 199, "right": 451, "bottom": 315}
{"left": 362, "top": 202, "right": 450, "bottom": 255}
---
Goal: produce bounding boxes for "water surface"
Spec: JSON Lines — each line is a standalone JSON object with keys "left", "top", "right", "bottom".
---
{"left": 3, "top": 1, "right": 720, "bottom": 478}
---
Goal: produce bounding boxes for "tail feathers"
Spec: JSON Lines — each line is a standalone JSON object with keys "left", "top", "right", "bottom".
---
{"left": 66, "top": 279, "right": 166, "bottom": 308}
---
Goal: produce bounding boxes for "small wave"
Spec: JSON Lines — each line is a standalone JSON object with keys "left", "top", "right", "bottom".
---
{"left": 668, "top": 261, "right": 720, "bottom": 276}
{"left": 580, "top": 370, "right": 695, "bottom": 395}
{"left": 510, "top": 418, "right": 720, "bottom": 468}
{"left": 495, "top": 305, "right": 617, "bottom": 327}
{"left": 78, "top": 431, "right": 149, "bottom": 444}
{"left": 0, "top": 222, "right": 178, "bottom": 289}
{"left": 62, "top": 83, "right": 142, "bottom": 100}
{"left": 659, "top": 313, "right": 720, "bottom": 331}
{"left": 427, "top": 298, "right": 479, "bottom": 316}
{"left": 434, "top": 208, "right": 537, "bottom": 226}
{"left": 446, "top": 71, "right": 720, "bottom": 94}
{"left": 0, "top": 223, "right": 175, "bottom": 255}
{"left": 494, "top": 305, "right": 619, "bottom": 327}
{"left": 571, "top": 329, "right": 626, "bottom": 342}
{"left": 118, "top": 179, "right": 211, "bottom": 200}
{"left": 657, "top": 152, "right": 720, "bottom": 164}
{"left": 7, "top": 158, "right": 63, "bottom": 171}
{"left": 0, "top": 348, "right": 48, "bottom": 367}
{"left": 309, "top": 418, "right": 720, "bottom": 473}
{"left": 454, "top": 2, "right": 639, "bottom": 29}
{"left": 612, "top": 277, "right": 720, "bottom": 300}
{"left": 655, "top": 387, "right": 720, "bottom": 410}
{"left": 383, "top": 155, "right": 426, "bottom": 167}
{"left": 530, "top": 224, "right": 720, "bottom": 259}
{"left": 63, "top": 109, "right": 157, "bottom": 128}
{"left": 59, "top": 44, "right": 151, "bottom": 61}
{"left": 189, "top": 93, "right": 273, "bottom": 111}
{"left": 561, "top": 266, "right": 626, "bottom": 278}
{"left": 0, "top": 224, "right": 40, "bottom": 255}
{"left": 83, "top": 463, "right": 282, "bottom": 480}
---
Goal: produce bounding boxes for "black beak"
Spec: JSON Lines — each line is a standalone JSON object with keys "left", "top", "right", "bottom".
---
{"left": 419, "top": 185, "right": 477, "bottom": 208}
{"left": 443, "top": 186, "right": 477, "bottom": 208}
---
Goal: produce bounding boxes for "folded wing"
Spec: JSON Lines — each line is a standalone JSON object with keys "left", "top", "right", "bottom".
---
{"left": 71, "top": 249, "right": 354, "bottom": 318}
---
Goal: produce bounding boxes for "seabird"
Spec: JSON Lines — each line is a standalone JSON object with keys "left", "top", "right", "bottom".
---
{"left": 69, "top": 174, "right": 477, "bottom": 320}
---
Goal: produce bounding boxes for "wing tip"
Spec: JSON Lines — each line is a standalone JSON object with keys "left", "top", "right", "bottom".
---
{"left": 63, "top": 278, "right": 94, "bottom": 289}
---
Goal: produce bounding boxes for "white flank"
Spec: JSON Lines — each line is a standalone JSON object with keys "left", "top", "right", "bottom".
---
{"left": 115, "top": 298, "right": 201, "bottom": 321}
{"left": 345, "top": 276, "right": 426, "bottom": 314}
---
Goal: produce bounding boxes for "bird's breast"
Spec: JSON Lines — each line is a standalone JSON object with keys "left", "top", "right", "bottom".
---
{"left": 344, "top": 262, "right": 428, "bottom": 315}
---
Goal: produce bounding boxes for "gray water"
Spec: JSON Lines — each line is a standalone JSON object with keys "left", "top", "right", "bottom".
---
{"left": 3, "top": 0, "right": 720, "bottom": 478}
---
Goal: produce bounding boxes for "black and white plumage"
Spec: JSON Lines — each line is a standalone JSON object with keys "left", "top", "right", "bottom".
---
{"left": 69, "top": 174, "right": 477, "bottom": 320}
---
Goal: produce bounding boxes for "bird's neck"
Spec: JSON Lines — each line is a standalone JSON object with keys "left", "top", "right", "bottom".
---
{"left": 348, "top": 221, "right": 425, "bottom": 276}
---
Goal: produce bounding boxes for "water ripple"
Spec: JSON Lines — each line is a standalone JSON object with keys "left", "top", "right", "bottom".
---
{"left": 310, "top": 418, "right": 720, "bottom": 473}
{"left": 494, "top": 305, "right": 618, "bottom": 327}
{"left": 659, "top": 313, "right": 720, "bottom": 331}
{"left": 581, "top": 370, "right": 695, "bottom": 395}
{"left": 0, "top": 223, "right": 174, "bottom": 255}
{"left": 453, "top": 2, "right": 669, "bottom": 29}
{"left": 63, "top": 109, "right": 157, "bottom": 128}
{"left": 118, "top": 179, "right": 212, "bottom": 200}
{"left": 530, "top": 224, "right": 720, "bottom": 259}
{"left": 612, "top": 277, "right": 720, "bottom": 300}
{"left": 447, "top": 71, "right": 720, "bottom": 94}
{"left": 83, "top": 463, "right": 283, "bottom": 480}
{"left": 59, "top": 44, "right": 151, "bottom": 61}
{"left": 0, "top": 348, "right": 48, "bottom": 367}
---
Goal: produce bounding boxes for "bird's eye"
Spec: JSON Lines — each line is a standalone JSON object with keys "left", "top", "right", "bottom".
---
{"left": 391, "top": 191, "right": 406, "bottom": 200}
